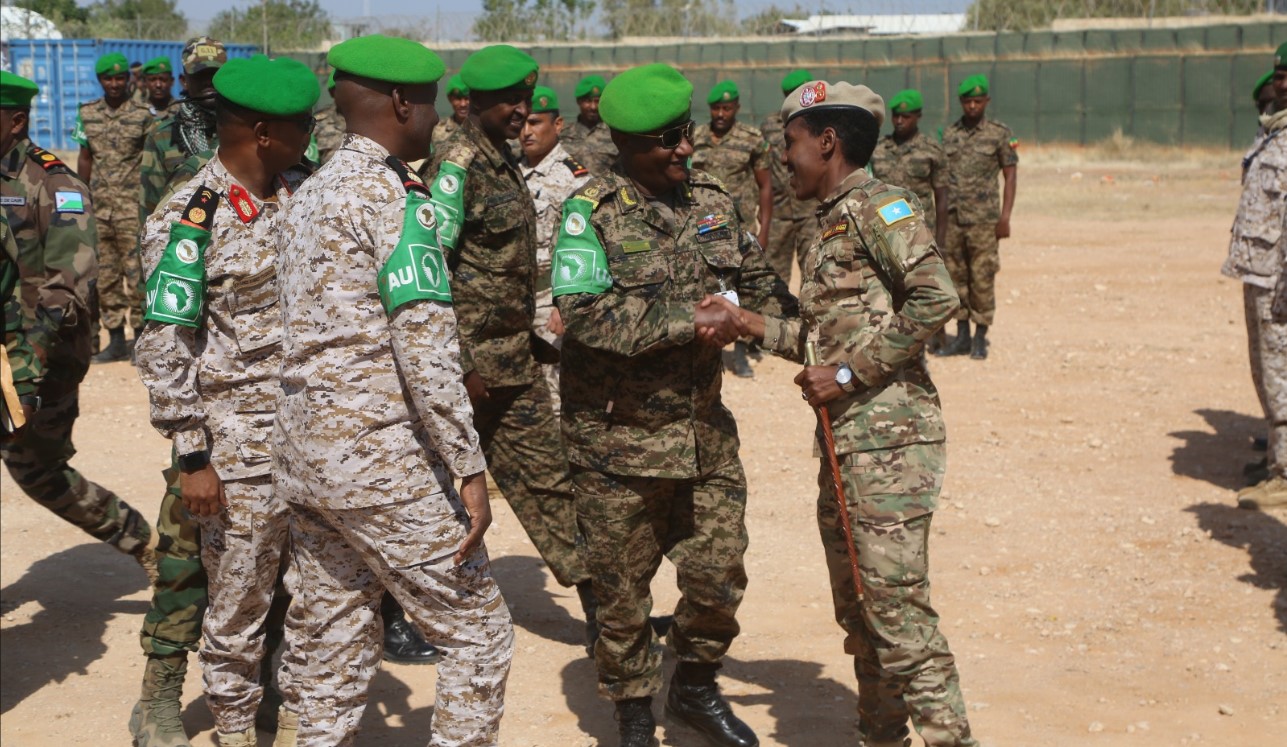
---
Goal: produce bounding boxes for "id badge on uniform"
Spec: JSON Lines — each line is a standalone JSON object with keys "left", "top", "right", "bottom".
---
{"left": 716, "top": 289, "right": 740, "bottom": 307}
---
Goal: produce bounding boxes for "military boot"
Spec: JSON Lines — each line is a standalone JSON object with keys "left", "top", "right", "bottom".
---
{"left": 215, "top": 728, "right": 256, "bottom": 747}
{"left": 382, "top": 592, "right": 441, "bottom": 664}
{"left": 969, "top": 324, "right": 989, "bottom": 360}
{"left": 93, "top": 327, "right": 130, "bottom": 363}
{"left": 615, "top": 696, "right": 658, "bottom": 747}
{"left": 926, "top": 329, "right": 948, "bottom": 355}
{"left": 934, "top": 321, "right": 971, "bottom": 357}
{"left": 129, "top": 654, "right": 192, "bottom": 747}
{"left": 664, "top": 662, "right": 758, "bottom": 747}
{"left": 724, "top": 342, "right": 754, "bottom": 379}
{"left": 271, "top": 707, "right": 298, "bottom": 747}
{"left": 576, "top": 580, "right": 600, "bottom": 657}
{"left": 1237, "top": 475, "right": 1287, "bottom": 510}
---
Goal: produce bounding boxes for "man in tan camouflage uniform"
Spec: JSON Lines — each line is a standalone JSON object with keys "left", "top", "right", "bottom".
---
{"left": 553, "top": 63, "right": 797, "bottom": 747}
{"left": 0, "top": 70, "right": 157, "bottom": 579}
{"left": 275, "top": 35, "right": 513, "bottom": 746}
{"left": 559, "top": 74, "right": 617, "bottom": 176}
{"left": 761, "top": 69, "right": 816, "bottom": 286}
{"left": 421, "top": 44, "right": 598, "bottom": 642}
{"left": 1228, "top": 44, "right": 1287, "bottom": 511}
{"left": 135, "top": 55, "right": 319, "bottom": 747}
{"left": 520, "top": 85, "right": 591, "bottom": 416}
{"left": 935, "top": 74, "right": 1018, "bottom": 361}
{"left": 432, "top": 73, "right": 470, "bottom": 151}
{"left": 73, "top": 52, "right": 153, "bottom": 362}
{"left": 739, "top": 80, "right": 977, "bottom": 747}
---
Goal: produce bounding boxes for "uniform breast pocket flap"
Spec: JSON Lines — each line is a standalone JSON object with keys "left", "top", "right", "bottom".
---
{"left": 228, "top": 267, "right": 283, "bottom": 355}
{"left": 907, "top": 159, "right": 932, "bottom": 179}
{"left": 609, "top": 252, "right": 669, "bottom": 289}
{"left": 698, "top": 240, "right": 741, "bottom": 271}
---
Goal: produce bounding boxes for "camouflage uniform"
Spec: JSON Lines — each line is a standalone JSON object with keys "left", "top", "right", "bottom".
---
{"left": 1223, "top": 107, "right": 1287, "bottom": 480}
{"left": 72, "top": 97, "right": 152, "bottom": 331}
{"left": 275, "top": 133, "right": 513, "bottom": 746}
{"left": 136, "top": 156, "right": 306, "bottom": 734}
{"left": 761, "top": 111, "right": 815, "bottom": 283}
{"left": 312, "top": 104, "right": 345, "bottom": 165}
{"left": 870, "top": 130, "right": 949, "bottom": 235}
{"left": 758, "top": 169, "right": 976, "bottom": 747}
{"left": 420, "top": 120, "right": 590, "bottom": 590}
{"left": 691, "top": 120, "right": 772, "bottom": 226}
{"left": 559, "top": 117, "right": 617, "bottom": 176}
{"left": 139, "top": 101, "right": 218, "bottom": 224}
{"left": 941, "top": 117, "right": 1018, "bottom": 326}
{"left": 0, "top": 138, "right": 153, "bottom": 555}
{"left": 552, "top": 167, "right": 798, "bottom": 700}
{"left": 432, "top": 116, "right": 462, "bottom": 151}
{"left": 521, "top": 141, "right": 591, "bottom": 415}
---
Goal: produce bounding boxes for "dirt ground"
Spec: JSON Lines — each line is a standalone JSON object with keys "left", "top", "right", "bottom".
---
{"left": 2, "top": 151, "right": 1284, "bottom": 746}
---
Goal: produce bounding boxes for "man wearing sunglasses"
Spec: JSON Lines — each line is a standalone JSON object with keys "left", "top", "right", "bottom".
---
{"left": 552, "top": 63, "right": 797, "bottom": 747}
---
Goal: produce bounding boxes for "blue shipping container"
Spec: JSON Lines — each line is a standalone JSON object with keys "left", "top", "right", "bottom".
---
{"left": 5, "top": 39, "right": 258, "bottom": 151}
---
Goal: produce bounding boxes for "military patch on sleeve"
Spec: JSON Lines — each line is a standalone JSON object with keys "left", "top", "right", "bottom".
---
{"left": 53, "top": 191, "right": 85, "bottom": 213}
{"left": 562, "top": 156, "right": 589, "bottom": 177}
{"left": 1008, "top": 136, "right": 1020, "bottom": 150}
{"left": 820, "top": 221, "right": 849, "bottom": 242}
{"left": 876, "top": 198, "right": 914, "bottom": 226}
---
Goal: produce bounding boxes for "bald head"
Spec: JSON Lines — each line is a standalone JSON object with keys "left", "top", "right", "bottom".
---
{"left": 333, "top": 72, "right": 439, "bottom": 161}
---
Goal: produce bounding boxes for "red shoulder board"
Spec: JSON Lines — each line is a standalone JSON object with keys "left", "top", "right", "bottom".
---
{"left": 562, "top": 157, "right": 589, "bottom": 178}
{"left": 27, "top": 145, "right": 69, "bottom": 172}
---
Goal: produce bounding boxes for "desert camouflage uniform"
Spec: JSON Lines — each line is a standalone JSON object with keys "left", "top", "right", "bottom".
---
{"left": 0, "top": 138, "right": 153, "bottom": 555}
{"left": 870, "top": 130, "right": 949, "bottom": 235}
{"left": 72, "top": 97, "right": 152, "bottom": 331}
{"left": 1224, "top": 107, "right": 1287, "bottom": 479}
{"left": 941, "top": 117, "right": 1017, "bottom": 327}
{"left": 522, "top": 140, "right": 591, "bottom": 415}
{"left": 136, "top": 155, "right": 307, "bottom": 734}
{"left": 420, "top": 120, "right": 590, "bottom": 590}
{"left": 758, "top": 169, "right": 975, "bottom": 747}
{"left": 553, "top": 167, "right": 798, "bottom": 700}
{"left": 312, "top": 104, "right": 345, "bottom": 165}
{"left": 761, "top": 111, "right": 815, "bottom": 283}
{"left": 432, "top": 116, "right": 462, "bottom": 151}
{"left": 559, "top": 117, "right": 617, "bottom": 176}
{"left": 275, "top": 133, "right": 512, "bottom": 746}
{"left": 691, "top": 120, "right": 772, "bottom": 226}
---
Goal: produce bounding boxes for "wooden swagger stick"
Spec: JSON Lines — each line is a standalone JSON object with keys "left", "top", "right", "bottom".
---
{"left": 806, "top": 341, "right": 864, "bottom": 602}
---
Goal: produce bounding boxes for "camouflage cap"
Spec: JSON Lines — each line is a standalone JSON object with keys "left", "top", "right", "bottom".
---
{"left": 183, "top": 36, "right": 228, "bottom": 75}
{"left": 782, "top": 80, "right": 884, "bottom": 128}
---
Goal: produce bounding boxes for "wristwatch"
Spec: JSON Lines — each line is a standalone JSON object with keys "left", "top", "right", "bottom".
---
{"left": 177, "top": 449, "right": 211, "bottom": 472}
{"left": 834, "top": 364, "right": 856, "bottom": 394}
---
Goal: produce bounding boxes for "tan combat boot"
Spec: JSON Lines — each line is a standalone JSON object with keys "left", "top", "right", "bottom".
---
{"left": 215, "top": 727, "right": 257, "bottom": 747}
{"left": 129, "top": 654, "right": 191, "bottom": 747}
{"left": 272, "top": 707, "right": 299, "bottom": 747}
{"left": 1238, "top": 474, "right": 1287, "bottom": 510}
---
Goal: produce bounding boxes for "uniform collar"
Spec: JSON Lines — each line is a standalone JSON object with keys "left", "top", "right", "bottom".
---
{"left": 955, "top": 115, "right": 988, "bottom": 132}
{"left": 0, "top": 138, "right": 30, "bottom": 179}
{"left": 339, "top": 132, "right": 391, "bottom": 161}
{"left": 522, "top": 141, "right": 570, "bottom": 177}
{"left": 817, "top": 168, "right": 873, "bottom": 218}
{"left": 463, "top": 119, "right": 516, "bottom": 171}
{"left": 210, "top": 154, "right": 288, "bottom": 225}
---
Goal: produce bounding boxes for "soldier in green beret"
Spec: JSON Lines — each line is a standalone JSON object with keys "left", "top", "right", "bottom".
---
{"left": 936, "top": 73, "right": 1018, "bottom": 360}
{"left": 143, "top": 56, "right": 176, "bottom": 116}
{"left": 553, "top": 62, "right": 797, "bottom": 747}
{"left": 1254, "top": 70, "right": 1276, "bottom": 117}
{"left": 760, "top": 68, "right": 815, "bottom": 286}
{"left": 560, "top": 73, "right": 618, "bottom": 175}
{"left": 433, "top": 73, "right": 471, "bottom": 149}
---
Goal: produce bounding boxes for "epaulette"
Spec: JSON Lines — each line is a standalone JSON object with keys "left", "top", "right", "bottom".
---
{"left": 562, "top": 156, "right": 589, "bottom": 178}
{"left": 26, "top": 145, "right": 72, "bottom": 175}
{"left": 574, "top": 182, "right": 605, "bottom": 210}
{"left": 385, "top": 155, "right": 430, "bottom": 196}
{"left": 179, "top": 184, "right": 219, "bottom": 230}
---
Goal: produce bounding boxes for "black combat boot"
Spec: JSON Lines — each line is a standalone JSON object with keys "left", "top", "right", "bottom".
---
{"left": 576, "top": 580, "right": 600, "bottom": 657}
{"left": 615, "top": 696, "right": 658, "bottom": 747}
{"left": 969, "top": 324, "right": 989, "bottom": 360}
{"left": 382, "top": 592, "right": 441, "bottom": 664}
{"left": 665, "top": 662, "right": 758, "bottom": 747}
{"left": 934, "top": 320, "right": 971, "bottom": 357}
{"left": 724, "top": 341, "right": 754, "bottom": 378}
{"left": 92, "top": 326, "right": 129, "bottom": 363}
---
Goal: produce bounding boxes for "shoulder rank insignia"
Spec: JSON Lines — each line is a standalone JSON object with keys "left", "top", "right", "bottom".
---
{"left": 562, "top": 156, "right": 589, "bottom": 177}
{"left": 876, "top": 198, "right": 914, "bottom": 226}
{"left": 385, "top": 155, "right": 430, "bottom": 195}
{"left": 227, "top": 184, "right": 259, "bottom": 224}
{"left": 820, "top": 221, "right": 849, "bottom": 242}
{"left": 181, "top": 186, "right": 219, "bottom": 230}
{"left": 27, "top": 146, "right": 68, "bottom": 173}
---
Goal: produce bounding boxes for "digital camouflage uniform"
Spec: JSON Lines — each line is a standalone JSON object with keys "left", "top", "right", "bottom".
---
{"left": 521, "top": 140, "right": 591, "bottom": 415}
{"left": 420, "top": 119, "right": 590, "bottom": 590}
{"left": 1223, "top": 107, "right": 1287, "bottom": 480}
{"left": 72, "top": 96, "right": 152, "bottom": 331}
{"left": 432, "top": 115, "right": 462, "bottom": 151}
{"left": 691, "top": 120, "right": 772, "bottom": 226}
{"left": 559, "top": 117, "right": 617, "bottom": 177}
{"left": 0, "top": 138, "right": 154, "bottom": 557}
{"left": 761, "top": 111, "right": 815, "bottom": 283}
{"left": 759, "top": 169, "right": 976, "bottom": 747}
{"left": 275, "top": 133, "right": 513, "bottom": 746}
{"left": 870, "top": 130, "right": 949, "bottom": 235}
{"left": 941, "top": 117, "right": 1018, "bottom": 326}
{"left": 312, "top": 104, "right": 345, "bottom": 165}
{"left": 552, "top": 167, "right": 798, "bottom": 700}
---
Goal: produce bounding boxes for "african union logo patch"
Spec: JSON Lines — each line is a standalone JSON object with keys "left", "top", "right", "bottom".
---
{"left": 415, "top": 202, "right": 436, "bottom": 231}
{"left": 564, "top": 212, "right": 587, "bottom": 236}
{"left": 437, "top": 173, "right": 460, "bottom": 195}
{"left": 175, "top": 238, "right": 200, "bottom": 264}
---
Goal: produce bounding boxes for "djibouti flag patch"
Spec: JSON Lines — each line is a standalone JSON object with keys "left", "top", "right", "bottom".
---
{"left": 54, "top": 191, "right": 85, "bottom": 213}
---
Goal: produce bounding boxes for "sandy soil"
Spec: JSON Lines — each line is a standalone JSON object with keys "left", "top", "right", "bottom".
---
{"left": 2, "top": 152, "right": 1284, "bottom": 746}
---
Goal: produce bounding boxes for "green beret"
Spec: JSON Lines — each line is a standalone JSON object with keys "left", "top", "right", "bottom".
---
{"left": 601, "top": 63, "right": 692, "bottom": 134}
{"left": 446, "top": 73, "right": 469, "bottom": 96}
{"left": 780, "top": 69, "right": 812, "bottom": 95}
{"left": 327, "top": 70, "right": 335, "bottom": 91}
{"left": 96, "top": 53, "right": 129, "bottom": 77}
{"left": 0, "top": 70, "right": 39, "bottom": 108}
{"left": 1278, "top": 41, "right": 1287, "bottom": 70}
{"left": 574, "top": 74, "right": 606, "bottom": 99}
{"left": 531, "top": 86, "right": 559, "bottom": 113}
{"left": 460, "top": 45, "right": 539, "bottom": 92}
{"left": 328, "top": 34, "right": 446, "bottom": 85}
{"left": 214, "top": 55, "right": 320, "bottom": 116}
{"left": 142, "top": 57, "right": 173, "bottom": 76}
{"left": 707, "top": 80, "right": 739, "bottom": 105}
{"left": 958, "top": 74, "right": 989, "bottom": 98}
{"left": 1253, "top": 70, "right": 1273, "bottom": 102}
{"left": 888, "top": 89, "right": 923, "bottom": 114}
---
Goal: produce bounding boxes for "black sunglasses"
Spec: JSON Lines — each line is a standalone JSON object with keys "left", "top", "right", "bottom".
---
{"left": 636, "top": 120, "right": 694, "bottom": 150}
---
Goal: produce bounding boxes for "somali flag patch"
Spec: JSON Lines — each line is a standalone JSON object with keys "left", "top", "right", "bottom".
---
{"left": 54, "top": 191, "right": 85, "bottom": 213}
{"left": 876, "top": 198, "right": 913, "bottom": 226}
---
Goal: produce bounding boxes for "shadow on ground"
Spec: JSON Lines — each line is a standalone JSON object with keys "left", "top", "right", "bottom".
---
{"left": 1168, "top": 408, "right": 1265, "bottom": 491}
{"left": 1186, "top": 501, "right": 1287, "bottom": 634}
{"left": 490, "top": 554, "right": 584, "bottom": 648}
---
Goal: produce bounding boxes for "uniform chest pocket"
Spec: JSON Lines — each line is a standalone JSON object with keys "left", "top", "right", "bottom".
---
{"left": 475, "top": 192, "right": 529, "bottom": 271}
{"left": 609, "top": 251, "right": 670, "bottom": 289}
{"left": 906, "top": 158, "right": 932, "bottom": 179}
{"left": 226, "top": 266, "right": 282, "bottom": 356}
{"left": 818, "top": 239, "right": 867, "bottom": 293}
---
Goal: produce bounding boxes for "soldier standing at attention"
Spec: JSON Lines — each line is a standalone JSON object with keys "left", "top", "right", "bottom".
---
{"left": 519, "top": 85, "right": 591, "bottom": 416}
{"left": 0, "top": 70, "right": 158, "bottom": 579}
{"left": 142, "top": 57, "right": 176, "bottom": 116}
{"left": 761, "top": 68, "right": 815, "bottom": 286}
{"left": 935, "top": 74, "right": 1017, "bottom": 361}
{"left": 274, "top": 34, "right": 513, "bottom": 745}
{"left": 560, "top": 74, "right": 617, "bottom": 175}
{"left": 421, "top": 44, "right": 598, "bottom": 644}
{"left": 552, "top": 63, "right": 797, "bottom": 747}
{"left": 74, "top": 52, "right": 153, "bottom": 363}
{"left": 432, "top": 73, "right": 470, "bottom": 150}
{"left": 692, "top": 80, "right": 774, "bottom": 378}
{"left": 733, "top": 80, "right": 977, "bottom": 747}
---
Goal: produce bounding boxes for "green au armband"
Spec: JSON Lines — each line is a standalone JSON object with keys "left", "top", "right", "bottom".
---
{"left": 144, "top": 186, "right": 218, "bottom": 327}
{"left": 71, "top": 113, "right": 86, "bottom": 146}
{"left": 304, "top": 135, "right": 319, "bottom": 165}
{"left": 377, "top": 190, "right": 453, "bottom": 314}
{"left": 428, "top": 160, "right": 467, "bottom": 251}
{"left": 551, "top": 197, "right": 611, "bottom": 297}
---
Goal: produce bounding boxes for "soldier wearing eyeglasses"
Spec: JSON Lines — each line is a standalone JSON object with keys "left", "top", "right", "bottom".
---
{"left": 551, "top": 63, "right": 797, "bottom": 747}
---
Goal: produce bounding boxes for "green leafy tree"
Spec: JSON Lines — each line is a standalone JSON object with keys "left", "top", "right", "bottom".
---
{"left": 739, "top": 3, "right": 810, "bottom": 36}
{"left": 210, "top": 0, "right": 332, "bottom": 52}
{"left": 966, "top": 0, "right": 1263, "bottom": 32}
{"left": 13, "top": 0, "right": 89, "bottom": 24}
{"left": 474, "top": 0, "right": 596, "bottom": 42}
{"left": 80, "top": 0, "right": 190, "bottom": 40}
{"left": 601, "top": 0, "right": 737, "bottom": 39}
